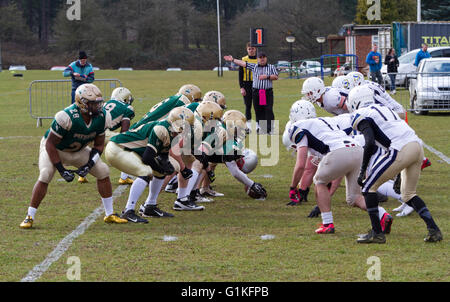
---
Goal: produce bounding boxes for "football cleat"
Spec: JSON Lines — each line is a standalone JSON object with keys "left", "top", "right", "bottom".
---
{"left": 393, "top": 203, "right": 406, "bottom": 212}
{"left": 120, "top": 210, "right": 148, "bottom": 223}
{"left": 200, "top": 186, "right": 224, "bottom": 197}
{"left": 421, "top": 158, "right": 431, "bottom": 170}
{"left": 104, "top": 213, "right": 128, "bottom": 224}
{"left": 20, "top": 216, "right": 34, "bottom": 229}
{"left": 173, "top": 197, "right": 205, "bottom": 211}
{"left": 165, "top": 182, "right": 178, "bottom": 193}
{"left": 357, "top": 230, "right": 386, "bottom": 244}
{"left": 424, "top": 228, "right": 443, "bottom": 243}
{"left": 78, "top": 176, "right": 88, "bottom": 184}
{"left": 380, "top": 213, "right": 393, "bottom": 234}
{"left": 139, "top": 204, "right": 174, "bottom": 218}
{"left": 315, "top": 223, "right": 335, "bottom": 234}
{"left": 396, "top": 205, "right": 414, "bottom": 217}
{"left": 118, "top": 177, "right": 134, "bottom": 185}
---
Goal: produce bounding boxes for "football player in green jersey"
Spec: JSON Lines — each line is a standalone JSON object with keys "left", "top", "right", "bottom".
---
{"left": 105, "top": 107, "right": 197, "bottom": 222}
{"left": 130, "top": 94, "right": 191, "bottom": 131}
{"left": 78, "top": 87, "right": 136, "bottom": 184}
{"left": 20, "top": 84, "right": 128, "bottom": 229}
{"left": 178, "top": 84, "right": 202, "bottom": 103}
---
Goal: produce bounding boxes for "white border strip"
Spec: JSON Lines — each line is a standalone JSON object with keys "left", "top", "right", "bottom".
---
{"left": 21, "top": 185, "right": 129, "bottom": 282}
{"left": 423, "top": 142, "right": 450, "bottom": 164}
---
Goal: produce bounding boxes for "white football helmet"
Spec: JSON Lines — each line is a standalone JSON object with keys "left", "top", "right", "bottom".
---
{"left": 347, "top": 72, "right": 365, "bottom": 88}
{"left": 347, "top": 85, "right": 375, "bottom": 113}
{"left": 283, "top": 121, "right": 297, "bottom": 151}
{"left": 289, "top": 99, "right": 317, "bottom": 123}
{"left": 111, "top": 87, "right": 134, "bottom": 104}
{"left": 332, "top": 76, "right": 351, "bottom": 90}
{"left": 301, "top": 77, "right": 326, "bottom": 103}
{"left": 236, "top": 149, "right": 258, "bottom": 174}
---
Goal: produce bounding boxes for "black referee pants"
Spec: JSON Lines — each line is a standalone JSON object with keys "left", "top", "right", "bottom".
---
{"left": 252, "top": 88, "right": 274, "bottom": 134}
{"left": 242, "top": 82, "right": 253, "bottom": 121}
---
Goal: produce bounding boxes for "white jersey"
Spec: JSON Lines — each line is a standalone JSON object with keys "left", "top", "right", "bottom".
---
{"left": 362, "top": 81, "right": 405, "bottom": 114}
{"left": 328, "top": 113, "right": 354, "bottom": 135}
{"left": 288, "top": 118, "right": 357, "bottom": 158}
{"left": 320, "top": 87, "right": 349, "bottom": 116}
{"left": 351, "top": 104, "right": 420, "bottom": 151}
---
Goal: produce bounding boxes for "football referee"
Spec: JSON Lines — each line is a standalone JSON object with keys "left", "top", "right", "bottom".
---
{"left": 225, "top": 52, "right": 278, "bottom": 134}
{"left": 239, "top": 43, "right": 258, "bottom": 131}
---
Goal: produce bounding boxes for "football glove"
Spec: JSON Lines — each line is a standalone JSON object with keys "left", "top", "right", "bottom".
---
{"left": 298, "top": 188, "right": 310, "bottom": 203}
{"left": 207, "top": 170, "right": 216, "bottom": 183}
{"left": 76, "top": 149, "right": 101, "bottom": 178}
{"left": 357, "top": 170, "right": 366, "bottom": 187}
{"left": 307, "top": 206, "right": 321, "bottom": 218}
{"left": 287, "top": 187, "right": 300, "bottom": 206}
{"left": 54, "top": 162, "right": 75, "bottom": 183}
{"left": 250, "top": 183, "right": 267, "bottom": 199}
{"left": 156, "top": 154, "right": 175, "bottom": 175}
{"left": 181, "top": 168, "right": 193, "bottom": 180}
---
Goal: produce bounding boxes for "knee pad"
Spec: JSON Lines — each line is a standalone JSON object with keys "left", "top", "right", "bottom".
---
{"left": 90, "top": 160, "right": 110, "bottom": 180}
{"left": 38, "top": 167, "right": 55, "bottom": 184}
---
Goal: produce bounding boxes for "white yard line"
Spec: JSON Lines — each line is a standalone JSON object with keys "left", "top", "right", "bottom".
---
{"left": 422, "top": 142, "right": 450, "bottom": 164}
{"left": 21, "top": 185, "right": 129, "bottom": 282}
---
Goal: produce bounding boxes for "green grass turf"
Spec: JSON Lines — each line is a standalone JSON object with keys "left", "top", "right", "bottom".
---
{"left": 0, "top": 70, "right": 448, "bottom": 282}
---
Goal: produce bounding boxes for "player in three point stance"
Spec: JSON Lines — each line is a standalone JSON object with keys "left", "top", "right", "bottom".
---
{"left": 347, "top": 86, "right": 443, "bottom": 243}
{"left": 20, "top": 84, "right": 128, "bottom": 229}
{"left": 286, "top": 100, "right": 392, "bottom": 235}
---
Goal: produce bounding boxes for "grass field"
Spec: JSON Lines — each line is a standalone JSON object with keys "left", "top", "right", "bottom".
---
{"left": 0, "top": 70, "right": 448, "bottom": 282}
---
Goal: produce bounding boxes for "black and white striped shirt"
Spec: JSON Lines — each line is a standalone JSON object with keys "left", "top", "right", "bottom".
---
{"left": 246, "top": 63, "right": 279, "bottom": 90}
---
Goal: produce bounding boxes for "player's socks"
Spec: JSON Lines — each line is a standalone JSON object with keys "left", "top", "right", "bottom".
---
{"left": 377, "top": 181, "right": 401, "bottom": 201}
{"left": 27, "top": 207, "right": 37, "bottom": 220}
{"left": 407, "top": 196, "right": 440, "bottom": 231}
{"left": 378, "top": 207, "right": 387, "bottom": 220}
{"left": 364, "top": 192, "right": 383, "bottom": 234}
{"left": 102, "top": 197, "right": 114, "bottom": 217}
{"left": 321, "top": 211, "right": 333, "bottom": 225}
{"left": 120, "top": 172, "right": 129, "bottom": 180}
{"left": 144, "top": 177, "right": 165, "bottom": 206}
{"left": 177, "top": 186, "right": 189, "bottom": 200}
{"left": 125, "top": 177, "right": 148, "bottom": 211}
{"left": 186, "top": 170, "right": 200, "bottom": 195}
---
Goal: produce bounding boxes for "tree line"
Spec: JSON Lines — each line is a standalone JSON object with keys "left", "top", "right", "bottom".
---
{"left": 0, "top": 0, "right": 446, "bottom": 69}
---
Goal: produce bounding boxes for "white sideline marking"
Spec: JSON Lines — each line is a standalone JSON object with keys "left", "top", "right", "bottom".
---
{"left": 163, "top": 236, "right": 178, "bottom": 242}
{"left": 422, "top": 142, "right": 450, "bottom": 164}
{"left": 21, "top": 185, "right": 129, "bottom": 282}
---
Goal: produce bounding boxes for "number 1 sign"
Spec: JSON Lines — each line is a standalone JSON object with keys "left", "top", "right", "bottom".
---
{"left": 250, "top": 28, "right": 265, "bottom": 47}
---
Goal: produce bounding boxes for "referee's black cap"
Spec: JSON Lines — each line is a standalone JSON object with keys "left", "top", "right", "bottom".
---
{"left": 257, "top": 52, "right": 267, "bottom": 58}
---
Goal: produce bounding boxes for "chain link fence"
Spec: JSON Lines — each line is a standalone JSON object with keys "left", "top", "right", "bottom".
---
{"left": 29, "top": 79, "right": 122, "bottom": 127}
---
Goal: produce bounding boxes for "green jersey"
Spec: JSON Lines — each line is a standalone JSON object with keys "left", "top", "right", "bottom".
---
{"left": 44, "top": 104, "right": 106, "bottom": 152}
{"left": 103, "top": 99, "right": 135, "bottom": 131}
{"left": 185, "top": 102, "right": 200, "bottom": 113}
{"left": 110, "top": 120, "right": 174, "bottom": 156}
{"left": 130, "top": 95, "right": 189, "bottom": 130}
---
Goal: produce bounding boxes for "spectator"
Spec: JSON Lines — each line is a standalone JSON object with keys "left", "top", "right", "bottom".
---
{"left": 414, "top": 43, "right": 431, "bottom": 67}
{"left": 224, "top": 52, "right": 279, "bottom": 135}
{"left": 366, "top": 44, "right": 383, "bottom": 85}
{"left": 384, "top": 48, "right": 399, "bottom": 95}
{"left": 239, "top": 42, "right": 258, "bottom": 132}
{"left": 63, "top": 51, "right": 95, "bottom": 104}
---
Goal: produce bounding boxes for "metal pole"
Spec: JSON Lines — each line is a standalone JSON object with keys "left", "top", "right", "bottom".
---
{"left": 289, "top": 43, "right": 293, "bottom": 78}
{"left": 216, "top": 0, "right": 222, "bottom": 77}
{"left": 417, "top": 0, "right": 421, "bottom": 22}
{"left": 0, "top": 41, "right": 2, "bottom": 72}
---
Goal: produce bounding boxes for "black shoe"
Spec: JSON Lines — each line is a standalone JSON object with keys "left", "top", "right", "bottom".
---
{"left": 139, "top": 204, "right": 174, "bottom": 218}
{"left": 120, "top": 210, "right": 148, "bottom": 223}
{"left": 173, "top": 197, "right": 205, "bottom": 211}
{"left": 424, "top": 228, "right": 443, "bottom": 243}
{"left": 357, "top": 229, "right": 386, "bottom": 244}
{"left": 165, "top": 179, "right": 178, "bottom": 193}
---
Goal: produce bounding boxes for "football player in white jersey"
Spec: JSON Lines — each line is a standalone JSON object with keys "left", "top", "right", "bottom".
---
{"left": 287, "top": 100, "right": 392, "bottom": 235}
{"left": 332, "top": 75, "right": 352, "bottom": 91}
{"left": 302, "top": 77, "right": 349, "bottom": 116}
{"left": 348, "top": 86, "right": 442, "bottom": 243}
